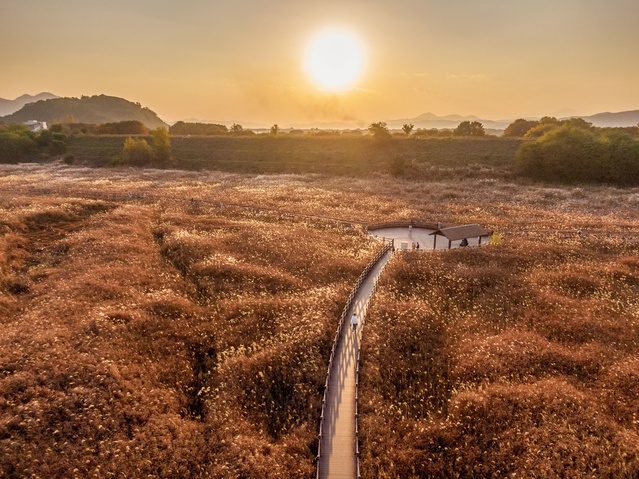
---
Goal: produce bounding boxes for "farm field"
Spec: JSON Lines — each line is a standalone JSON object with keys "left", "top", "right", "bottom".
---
{"left": 65, "top": 135, "right": 522, "bottom": 178}
{"left": 2, "top": 163, "right": 639, "bottom": 478}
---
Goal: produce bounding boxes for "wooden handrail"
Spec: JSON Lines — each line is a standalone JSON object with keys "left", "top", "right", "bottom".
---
{"left": 316, "top": 240, "right": 392, "bottom": 478}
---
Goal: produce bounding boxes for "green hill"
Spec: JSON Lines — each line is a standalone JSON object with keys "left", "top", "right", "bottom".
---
{"left": 1, "top": 94, "right": 167, "bottom": 129}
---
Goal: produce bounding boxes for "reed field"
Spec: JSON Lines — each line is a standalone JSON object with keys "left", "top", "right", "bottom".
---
{"left": 359, "top": 218, "right": 639, "bottom": 474}
{"left": 0, "top": 165, "right": 381, "bottom": 478}
{"left": 1, "top": 163, "right": 639, "bottom": 478}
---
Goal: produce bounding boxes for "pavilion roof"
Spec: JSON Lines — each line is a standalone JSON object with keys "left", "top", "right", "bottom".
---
{"left": 429, "top": 224, "right": 490, "bottom": 242}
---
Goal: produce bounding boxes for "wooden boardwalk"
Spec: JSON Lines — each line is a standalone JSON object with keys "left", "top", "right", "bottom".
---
{"left": 318, "top": 249, "right": 393, "bottom": 479}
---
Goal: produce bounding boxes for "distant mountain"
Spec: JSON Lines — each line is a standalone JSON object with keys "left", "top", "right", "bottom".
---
{"left": 0, "top": 92, "right": 59, "bottom": 117}
{"left": 576, "top": 110, "right": 639, "bottom": 128}
{"left": 1, "top": 95, "right": 167, "bottom": 129}
{"left": 388, "top": 109, "right": 639, "bottom": 131}
{"left": 386, "top": 112, "right": 512, "bottom": 130}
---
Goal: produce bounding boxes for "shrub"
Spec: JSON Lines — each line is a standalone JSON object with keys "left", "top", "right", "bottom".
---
{"left": 390, "top": 155, "right": 406, "bottom": 177}
{"left": 152, "top": 127, "right": 171, "bottom": 162}
{"left": 368, "top": 122, "right": 392, "bottom": 143}
{"left": 454, "top": 120, "right": 485, "bottom": 137}
{"left": 121, "top": 137, "right": 152, "bottom": 166}
{"left": 503, "top": 118, "right": 538, "bottom": 137}
{"left": 517, "top": 123, "right": 639, "bottom": 185}
{"left": 0, "top": 124, "right": 37, "bottom": 162}
{"left": 169, "top": 121, "right": 228, "bottom": 136}
{"left": 96, "top": 120, "right": 149, "bottom": 135}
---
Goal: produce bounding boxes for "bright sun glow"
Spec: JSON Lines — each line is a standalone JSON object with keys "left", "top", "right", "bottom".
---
{"left": 304, "top": 28, "right": 365, "bottom": 92}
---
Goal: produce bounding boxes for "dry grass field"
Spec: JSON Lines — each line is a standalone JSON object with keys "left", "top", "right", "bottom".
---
{"left": 1, "top": 163, "right": 639, "bottom": 478}
{"left": 359, "top": 200, "right": 639, "bottom": 474}
{"left": 0, "top": 165, "right": 381, "bottom": 478}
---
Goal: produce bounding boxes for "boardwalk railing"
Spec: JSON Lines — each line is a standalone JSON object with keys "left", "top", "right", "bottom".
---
{"left": 366, "top": 219, "right": 441, "bottom": 231}
{"left": 316, "top": 240, "right": 393, "bottom": 479}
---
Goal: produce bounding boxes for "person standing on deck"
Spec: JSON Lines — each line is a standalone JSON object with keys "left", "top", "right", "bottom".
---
{"left": 351, "top": 313, "right": 359, "bottom": 330}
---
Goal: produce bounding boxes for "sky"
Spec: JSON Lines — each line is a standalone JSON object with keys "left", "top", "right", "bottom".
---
{"left": 2, "top": 0, "right": 639, "bottom": 126}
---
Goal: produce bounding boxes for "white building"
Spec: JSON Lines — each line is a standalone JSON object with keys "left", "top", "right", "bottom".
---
{"left": 24, "top": 120, "right": 48, "bottom": 132}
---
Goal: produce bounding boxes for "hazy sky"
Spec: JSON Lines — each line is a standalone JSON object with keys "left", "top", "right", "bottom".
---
{"left": 2, "top": 0, "right": 639, "bottom": 125}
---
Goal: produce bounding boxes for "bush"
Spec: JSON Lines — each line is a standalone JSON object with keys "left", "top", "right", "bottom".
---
{"left": 152, "top": 127, "right": 171, "bottom": 162}
{"left": 517, "top": 123, "right": 639, "bottom": 185}
{"left": 413, "top": 128, "right": 439, "bottom": 138}
{"left": 0, "top": 124, "right": 69, "bottom": 162}
{"left": 503, "top": 118, "right": 538, "bottom": 137}
{"left": 390, "top": 155, "right": 406, "bottom": 177}
{"left": 96, "top": 120, "right": 149, "bottom": 135}
{"left": 121, "top": 137, "right": 152, "bottom": 166}
{"left": 368, "top": 122, "right": 392, "bottom": 143}
{"left": 454, "top": 121, "right": 485, "bottom": 137}
{"left": 169, "top": 121, "right": 228, "bottom": 136}
{"left": 0, "top": 124, "right": 37, "bottom": 162}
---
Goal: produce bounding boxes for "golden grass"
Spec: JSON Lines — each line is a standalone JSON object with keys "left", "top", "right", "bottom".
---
{"left": 360, "top": 236, "right": 639, "bottom": 477}
{"left": 0, "top": 169, "right": 378, "bottom": 478}
{"left": 1, "top": 163, "right": 639, "bottom": 477}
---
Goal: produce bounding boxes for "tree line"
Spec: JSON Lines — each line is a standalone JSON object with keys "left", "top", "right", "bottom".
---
{"left": 5, "top": 116, "right": 639, "bottom": 186}
{"left": 54, "top": 119, "right": 489, "bottom": 139}
{"left": 0, "top": 123, "right": 68, "bottom": 163}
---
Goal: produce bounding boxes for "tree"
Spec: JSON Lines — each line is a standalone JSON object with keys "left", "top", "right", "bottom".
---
{"left": 454, "top": 121, "right": 485, "bottom": 137}
{"left": 368, "top": 122, "right": 392, "bottom": 142}
{"left": 152, "top": 127, "right": 171, "bottom": 162}
{"left": 503, "top": 119, "right": 538, "bottom": 137}
{"left": 96, "top": 120, "right": 148, "bottom": 135}
{"left": 539, "top": 116, "right": 560, "bottom": 125}
{"left": 0, "top": 123, "right": 38, "bottom": 163}
{"left": 169, "top": 121, "right": 227, "bottom": 136}
{"left": 604, "top": 130, "right": 639, "bottom": 185}
{"left": 121, "top": 137, "right": 152, "bottom": 166}
{"left": 525, "top": 123, "right": 558, "bottom": 139}
{"left": 517, "top": 125, "right": 605, "bottom": 183}
{"left": 36, "top": 129, "right": 67, "bottom": 155}
{"left": 270, "top": 124, "right": 279, "bottom": 136}
{"left": 413, "top": 128, "right": 439, "bottom": 138}
{"left": 402, "top": 123, "right": 414, "bottom": 136}
{"left": 563, "top": 117, "right": 593, "bottom": 130}
{"left": 229, "top": 123, "right": 255, "bottom": 136}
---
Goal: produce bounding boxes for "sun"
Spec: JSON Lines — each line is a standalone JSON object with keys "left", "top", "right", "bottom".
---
{"left": 303, "top": 28, "right": 365, "bottom": 92}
